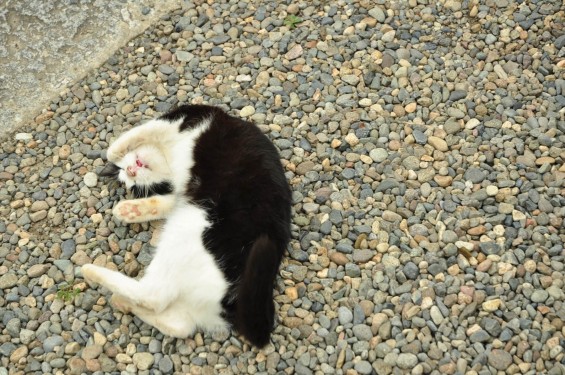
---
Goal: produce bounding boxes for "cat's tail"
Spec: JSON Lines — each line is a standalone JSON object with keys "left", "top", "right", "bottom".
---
{"left": 236, "top": 234, "right": 282, "bottom": 348}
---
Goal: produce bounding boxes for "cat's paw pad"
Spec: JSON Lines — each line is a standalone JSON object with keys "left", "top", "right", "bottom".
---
{"left": 82, "top": 264, "right": 102, "bottom": 285}
{"left": 113, "top": 199, "right": 160, "bottom": 223}
{"left": 110, "top": 294, "right": 132, "bottom": 313}
{"left": 113, "top": 200, "right": 144, "bottom": 223}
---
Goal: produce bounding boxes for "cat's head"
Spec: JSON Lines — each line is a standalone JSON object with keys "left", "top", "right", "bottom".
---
{"left": 99, "top": 144, "right": 173, "bottom": 198}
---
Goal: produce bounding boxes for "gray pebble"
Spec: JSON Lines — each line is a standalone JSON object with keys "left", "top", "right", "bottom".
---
{"left": 354, "top": 360, "right": 374, "bottom": 374}
{"left": 397, "top": 353, "right": 418, "bottom": 369}
{"left": 43, "top": 335, "right": 64, "bottom": 353}
{"left": 479, "top": 242, "right": 501, "bottom": 255}
{"left": 338, "top": 307, "right": 353, "bottom": 325}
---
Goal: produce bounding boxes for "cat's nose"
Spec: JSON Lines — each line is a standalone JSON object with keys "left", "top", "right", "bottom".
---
{"left": 127, "top": 166, "right": 137, "bottom": 177}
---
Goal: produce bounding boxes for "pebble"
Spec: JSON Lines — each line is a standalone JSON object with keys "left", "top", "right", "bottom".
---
{"left": 338, "top": 307, "right": 353, "bottom": 325}
{"left": 355, "top": 361, "right": 374, "bottom": 374}
{"left": 488, "top": 349, "right": 513, "bottom": 370}
{"left": 285, "top": 45, "right": 303, "bottom": 60}
{"left": 82, "top": 345, "right": 102, "bottom": 360}
{"left": 428, "top": 136, "right": 448, "bottom": 151}
{"left": 0, "top": 274, "right": 18, "bottom": 289}
{"left": 370, "top": 148, "right": 388, "bottom": 162}
{"left": 369, "top": 7, "right": 385, "bottom": 22}
{"left": 83, "top": 172, "right": 98, "bottom": 187}
{"left": 132, "top": 352, "right": 154, "bottom": 370}
{"left": 530, "top": 290, "right": 549, "bottom": 303}
{"left": 10, "top": 346, "right": 28, "bottom": 363}
{"left": 240, "top": 106, "right": 255, "bottom": 117}
{"left": 43, "top": 335, "right": 64, "bottom": 353}
{"left": 397, "top": 353, "right": 418, "bottom": 369}
{"left": 482, "top": 299, "right": 502, "bottom": 312}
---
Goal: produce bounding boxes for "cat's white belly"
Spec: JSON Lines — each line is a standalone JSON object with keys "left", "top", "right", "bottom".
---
{"left": 83, "top": 202, "right": 229, "bottom": 337}
{"left": 141, "top": 202, "right": 229, "bottom": 333}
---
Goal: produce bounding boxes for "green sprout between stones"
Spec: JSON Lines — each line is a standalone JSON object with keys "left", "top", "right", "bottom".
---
{"left": 284, "top": 15, "right": 302, "bottom": 29}
{"left": 56, "top": 283, "right": 81, "bottom": 302}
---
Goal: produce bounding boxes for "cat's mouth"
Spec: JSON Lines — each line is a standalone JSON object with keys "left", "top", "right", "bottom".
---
{"left": 99, "top": 160, "right": 172, "bottom": 198}
{"left": 127, "top": 158, "right": 148, "bottom": 177}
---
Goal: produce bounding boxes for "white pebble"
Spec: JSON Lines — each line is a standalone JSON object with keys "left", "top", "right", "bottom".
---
{"left": 465, "top": 118, "right": 480, "bottom": 129}
{"left": 240, "top": 106, "right": 256, "bottom": 117}
{"left": 486, "top": 185, "right": 498, "bottom": 196}
{"left": 15, "top": 133, "right": 33, "bottom": 141}
{"left": 84, "top": 172, "right": 98, "bottom": 187}
{"left": 344, "top": 133, "right": 359, "bottom": 146}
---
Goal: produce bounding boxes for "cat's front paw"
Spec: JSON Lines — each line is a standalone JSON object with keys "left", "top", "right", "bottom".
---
{"left": 106, "top": 143, "right": 127, "bottom": 162}
{"left": 113, "top": 200, "right": 157, "bottom": 223}
{"left": 113, "top": 200, "right": 143, "bottom": 223}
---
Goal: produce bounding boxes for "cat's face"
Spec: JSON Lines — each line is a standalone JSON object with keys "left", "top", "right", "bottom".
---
{"left": 100, "top": 144, "right": 172, "bottom": 194}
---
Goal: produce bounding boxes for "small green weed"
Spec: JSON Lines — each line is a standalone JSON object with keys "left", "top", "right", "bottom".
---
{"left": 284, "top": 15, "right": 302, "bottom": 29}
{"left": 56, "top": 283, "right": 81, "bottom": 302}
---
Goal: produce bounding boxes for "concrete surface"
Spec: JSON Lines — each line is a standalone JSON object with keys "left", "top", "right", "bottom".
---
{"left": 0, "top": 0, "right": 180, "bottom": 138}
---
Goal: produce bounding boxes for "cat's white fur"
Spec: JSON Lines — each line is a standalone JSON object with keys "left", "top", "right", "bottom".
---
{"left": 82, "top": 117, "right": 229, "bottom": 337}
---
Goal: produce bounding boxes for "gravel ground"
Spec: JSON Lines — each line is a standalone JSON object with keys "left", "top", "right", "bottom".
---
{"left": 1, "top": 1, "right": 565, "bottom": 374}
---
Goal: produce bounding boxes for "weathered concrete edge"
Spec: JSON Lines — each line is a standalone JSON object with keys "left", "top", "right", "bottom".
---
{"left": 0, "top": 1, "right": 180, "bottom": 140}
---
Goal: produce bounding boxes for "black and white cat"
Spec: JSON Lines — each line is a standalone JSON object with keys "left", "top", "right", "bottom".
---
{"left": 82, "top": 105, "right": 291, "bottom": 347}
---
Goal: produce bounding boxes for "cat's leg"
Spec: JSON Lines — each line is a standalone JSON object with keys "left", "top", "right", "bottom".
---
{"left": 109, "top": 294, "right": 133, "bottom": 313}
{"left": 112, "top": 298, "right": 198, "bottom": 338}
{"left": 82, "top": 264, "right": 175, "bottom": 313}
{"left": 107, "top": 120, "right": 176, "bottom": 162}
{"left": 113, "top": 194, "right": 176, "bottom": 223}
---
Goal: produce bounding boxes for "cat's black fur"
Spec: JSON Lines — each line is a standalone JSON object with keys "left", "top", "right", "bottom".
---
{"left": 179, "top": 106, "right": 291, "bottom": 346}
{"left": 103, "top": 105, "right": 291, "bottom": 347}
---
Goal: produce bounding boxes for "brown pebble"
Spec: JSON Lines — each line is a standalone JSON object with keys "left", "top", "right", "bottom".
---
{"left": 476, "top": 259, "right": 492, "bottom": 273}
{"left": 389, "top": 140, "right": 401, "bottom": 151}
{"left": 10, "top": 346, "right": 28, "bottom": 363}
{"left": 434, "top": 175, "right": 453, "bottom": 187}
{"left": 359, "top": 300, "right": 375, "bottom": 316}
{"left": 283, "top": 317, "right": 303, "bottom": 329}
{"left": 537, "top": 305, "right": 550, "bottom": 314}
{"left": 285, "top": 287, "right": 298, "bottom": 301}
{"left": 85, "top": 358, "right": 101, "bottom": 372}
{"left": 159, "top": 50, "right": 172, "bottom": 62}
{"left": 68, "top": 357, "right": 87, "bottom": 375}
{"left": 551, "top": 318, "right": 563, "bottom": 330}
{"left": 439, "top": 362, "right": 456, "bottom": 374}
{"left": 81, "top": 345, "right": 103, "bottom": 360}
{"left": 535, "top": 156, "right": 555, "bottom": 165}
{"left": 329, "top": 252, "right": 349, "bottom": 266}
{"left": 35, "top": 111, "right": 55, "bottom": 124}
{"left": 467, "top": 226, "right": 486, "bottom": 235}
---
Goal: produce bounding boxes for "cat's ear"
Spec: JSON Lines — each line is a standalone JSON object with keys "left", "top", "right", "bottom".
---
{"left": 99, "top": 162, "right": 120, "bottom": 178}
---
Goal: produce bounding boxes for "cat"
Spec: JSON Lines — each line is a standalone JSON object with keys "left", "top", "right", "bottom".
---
{"left": 81, "top": 104, "right": 291, "bottom": 347}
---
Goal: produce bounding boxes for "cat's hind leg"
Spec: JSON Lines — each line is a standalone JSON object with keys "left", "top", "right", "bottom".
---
{"left": 113, "top": 194, "right": 175, "bottom": 223}
{"left": 82, "top": 264, "right": 175, "bottom": 313}
{"left": 114, "top": 299, "right": 198, "bottom": 338}
{"left": 109, "top": 294, "right": 133, "bottom": 314}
